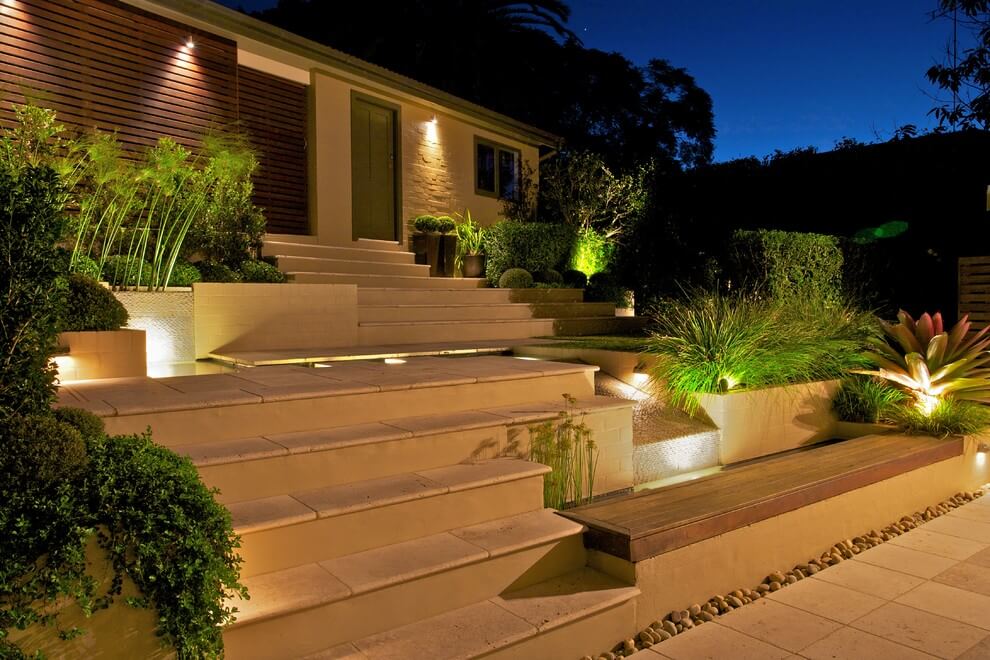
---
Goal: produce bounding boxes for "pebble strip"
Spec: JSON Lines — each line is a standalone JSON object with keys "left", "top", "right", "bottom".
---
{"left": 583, "top": 489, "right": 985, "bottom": 660}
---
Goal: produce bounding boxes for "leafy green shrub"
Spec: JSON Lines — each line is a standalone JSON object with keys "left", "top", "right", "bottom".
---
{"left": 569, "top": 227, "right": 614, "bottom": 276}
{"left": 728, "top": 229, "right": 844, "bottom": 304}
{"left": 498, "top": 268, "right": 535, "bottom": 289}
{"left": 167, "top": 261, "right": 202, "bottom": 287}
{"left": 528, "top": 395, "right": 597, "bottom": 509}
{"left": 0, "top": 413, "right": 88, "bottom": 485}
{"left": 586, "top": 272, "right": 632, "bottom": 307}
{"left": 562, "top": 269, "right": 588, "bottom": 289}
{"left": 646, "top": 292, "right": 877, "bottom": 414}
{"left": 435, "top": 215, "right": 456, "bottom": 234}
{"left": 832, "top": 375, "right": 908, "bottom": 424}
{"left": 59, "top": 273, "right": 128, "bottom": 332}
{"left": 71, "top": 253, "right": 102, "bottom": 280}
{"left": 103, "top": 254, "right": 151, "bottom": 287}
{"left": 890, "top": 398, "right": 990, "bottom": 437}
{"left": 484, "top": 221, "right": 576, "bottom": 285}
{"left": 536, "top": 269, "right": 564, "bottom": 285}
{"left": 240, "top": 259, "right": 286, "bottom": 283}
{"left": 0, "top": 165, "right": 68, "bottom": 415}
{"left": 196, "top": 260, "right": 242, "bottom": 283}
{"left": 413, "top": 214, "right": 440, "bottom": 233}
{"left": 54, "top": 406, "right": 106, "bottom": 445}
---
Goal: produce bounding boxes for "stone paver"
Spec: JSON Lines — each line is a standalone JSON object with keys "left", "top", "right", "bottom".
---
{"left": 630, "top": 495, "right": 990, "bottom": 659}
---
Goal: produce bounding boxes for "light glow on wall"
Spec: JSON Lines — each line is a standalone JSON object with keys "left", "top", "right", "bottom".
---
{"left": 424, "top": 114, "right": 439, "bottom": 143}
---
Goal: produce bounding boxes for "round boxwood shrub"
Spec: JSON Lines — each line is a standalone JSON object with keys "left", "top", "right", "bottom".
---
{"left": 59, "top": 273, "right": 129, "bottom": 332}
{"left": 536, "top": 269, "right": 564, "bottom": 285}
{"left": 498, "top": 267, "right": 534, "bottom": 289}
{"left": 103, "top": 255, "right": 151, "bottom": 287}
{"left": 436, "top": 215, "right": 456, "bottom": 234}
{"left": 586, "top": 272, "right": 632, "bottom": 307}
{"left": 562, "top": 269, "right": 588, "bottom": 289}
{"left": 0, "top": 413, "right": 88, "bottom": 485}
{"left": 240, "top": 259, "right": 286, "bottom": 283}
{"left": 168, "top": 261, "right": 202, "bottom": 287}
{"left": 413, "top": 214, "right": 440, "bottom": 233}
{"left": 54, "top": 406, "right": 106, "bottom": 445}
{"left": 196, "top": 260, "right": 242, "bottom": 283}
{"left": 72, "top": 254, "right": 102, "bottom": 280}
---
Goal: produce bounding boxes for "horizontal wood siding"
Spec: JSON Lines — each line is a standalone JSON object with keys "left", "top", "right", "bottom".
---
{"left": 237, "top": 66, "right": 309, "bottom": 235}
{"left": 0, "top": 0, "right": 237, "bottom": 152}
{"left": 959, "top": 256, "right": 990, "bottom": 330}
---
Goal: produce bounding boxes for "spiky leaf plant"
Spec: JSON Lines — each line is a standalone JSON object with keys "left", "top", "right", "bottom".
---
{"left": 858, "top": 310, "right": 990, "bottom": 412}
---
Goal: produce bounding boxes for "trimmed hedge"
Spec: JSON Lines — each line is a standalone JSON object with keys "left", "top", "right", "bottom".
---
{"left": 484, "top": 221, "right": 576, "bottom": 286}
{"left": 59, "top": 273, "right": 129, "bottom": 332}
{"left": 728, "top": 229, "right": 843, "bottom": 303}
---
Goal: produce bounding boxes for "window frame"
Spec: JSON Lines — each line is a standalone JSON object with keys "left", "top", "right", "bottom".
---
{"left": 474, "top": 136, "right": 521, "bottom": 200}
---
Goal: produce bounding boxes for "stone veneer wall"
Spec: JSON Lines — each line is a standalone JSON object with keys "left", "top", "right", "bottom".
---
{"left": 115, "top": 290, "right": 196, "bottom": 364}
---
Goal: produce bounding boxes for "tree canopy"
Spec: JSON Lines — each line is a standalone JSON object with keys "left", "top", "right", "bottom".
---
{"left": 252, "top": 0, "right": 714, "bottom": 170}
{"left": 928, "top": 0, "right": 990, "bottom": 128}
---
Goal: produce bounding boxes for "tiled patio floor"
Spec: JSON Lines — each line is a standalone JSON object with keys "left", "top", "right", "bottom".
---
{"left": 630, "top": 492, "right": 990, "bottom": 659}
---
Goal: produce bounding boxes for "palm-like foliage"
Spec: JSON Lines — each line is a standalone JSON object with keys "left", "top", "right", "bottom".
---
{"left": 858, "top": 310, "right": 990, "bottom": 409}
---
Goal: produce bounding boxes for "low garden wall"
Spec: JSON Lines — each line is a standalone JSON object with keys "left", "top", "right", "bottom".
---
{"left": 56, "top": 329, "right": 146, "bottom": 381}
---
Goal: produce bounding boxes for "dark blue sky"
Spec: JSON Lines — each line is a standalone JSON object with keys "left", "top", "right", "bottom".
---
{"left": 223, "top": 0, "right": 955, "bottom": 162}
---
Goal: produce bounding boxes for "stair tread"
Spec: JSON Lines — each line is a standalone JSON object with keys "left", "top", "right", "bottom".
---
{"left": 175, "top": 395, "right": 631, "bottom": 468}
{"left": 228, "top": 459, "right": 550, "bottom": 533}
{"left": 305, "top": 568, "right": 639, "bottom": 660}
{"left": 230, "top": 510, "right": 583, "bottom": 627}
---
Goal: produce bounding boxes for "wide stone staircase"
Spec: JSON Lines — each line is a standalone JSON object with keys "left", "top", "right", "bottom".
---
{"left": 61, "top": 356, "right": 639, "bottom": 659}
{"left": 263, "top": 240, "right": 646, "bottom": 346}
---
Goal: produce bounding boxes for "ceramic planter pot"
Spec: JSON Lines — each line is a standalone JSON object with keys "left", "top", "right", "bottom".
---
{"left": 439, "top": 234, "right": 457, "bottom": 277}
{"left": 462, "top": 254, "right": 486, "bottom": 278}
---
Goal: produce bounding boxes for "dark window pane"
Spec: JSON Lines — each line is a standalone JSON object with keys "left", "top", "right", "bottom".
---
{"left": 477, "top": 143, "right": 496, "bottom": 192}
{"left": 498, "top": 149, "right": 519, "bottom": 200}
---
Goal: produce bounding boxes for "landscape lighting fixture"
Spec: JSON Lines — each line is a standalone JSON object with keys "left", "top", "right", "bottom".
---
{"left": 384, "top": 358, "right": 406, "bottom": 365}
{"left": 185, "top": 37, "right": 195, "bottom": 50}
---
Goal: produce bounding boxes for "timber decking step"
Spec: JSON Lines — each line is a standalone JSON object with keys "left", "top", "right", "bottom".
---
{"left": 288, "top": 272, "right": 489, "bottom": 289}
{"left": 175, "top": 395, "right": 634, "bottom": 503}
{"left": 227, "top": 459, "right": 552, "bottom": 575}
{"left": 357, "top": 301, "right": 617, "bottom": 323}
{"left": 263, "top": 241, "right": 416, "bottom": 264}
{"left": 302, "top": 568, "right": 639, "bottom": 660}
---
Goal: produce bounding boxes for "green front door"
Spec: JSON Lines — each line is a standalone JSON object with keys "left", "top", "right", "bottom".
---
{"left": 351, "top": 97, "right": 397, "bottom": 241}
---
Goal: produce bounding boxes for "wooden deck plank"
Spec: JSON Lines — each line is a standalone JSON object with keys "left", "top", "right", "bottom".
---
{"left": 562, "top": 434, "right": 963, "bottom": 562}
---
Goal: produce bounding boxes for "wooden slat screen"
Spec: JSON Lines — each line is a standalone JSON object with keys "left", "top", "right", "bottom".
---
{"left": 0, "top": 0, "right": 237, "bottom": 153}
{"left": 959, "top": 256, "right": 990, "bottom": 330}
{"left": 237, "top": 66, "right": 309, "bottom": 235}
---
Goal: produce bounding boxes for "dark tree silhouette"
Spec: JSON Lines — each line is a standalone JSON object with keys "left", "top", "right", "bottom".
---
{"left": 927, "top": 0, "right": 990, "bottom": 128}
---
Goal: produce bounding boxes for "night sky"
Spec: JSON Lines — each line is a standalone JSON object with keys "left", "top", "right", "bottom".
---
{"left": 220, "top": 0, "right": 955, "bottom": 162}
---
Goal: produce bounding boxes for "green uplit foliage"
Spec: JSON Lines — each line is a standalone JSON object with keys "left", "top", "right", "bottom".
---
{"left": 891, "top": 397, "right": 990, "bottom": 437}
{"left": 858, "top": 310, "right": 990, "bottom": 407}
{"left": 569, "top": 226, "right": 614, "bottom": 276}
{"left": 412, "top": 214, "right": 440, "bottom": 233}
{"left": 58, "top": 273, "right": 129, "bottom": 332}
{"left": 484, "top": 221, "right": 576, "bottom": 285}
{"left": 832, "top": 375, "right": 908, "bottom": 424}
{"left": 498, "top": 267, "right": 534, "bottom": 289}
{"left": 528, "top": 394, "right": 598, "bottom": 510}
{"left": 647, "top": 292, "right": 877, "bottom": 414}
{"left": 728, "top": 229, "right": 844, "bottom": 304}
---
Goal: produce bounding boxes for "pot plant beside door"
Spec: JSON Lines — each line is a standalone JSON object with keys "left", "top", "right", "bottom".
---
{"left": 411, "top": 215, "right": 442, "bottom": 275}
{"left": 454, "top": 210, "right": 486, "bottom": 278}
{"left": 436, "top": 215, "right": 457, "bottom": 277}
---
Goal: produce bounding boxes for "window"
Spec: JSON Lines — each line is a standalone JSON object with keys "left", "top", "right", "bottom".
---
{"left": 475, "top": 138, "right": 520, "bottom": 200}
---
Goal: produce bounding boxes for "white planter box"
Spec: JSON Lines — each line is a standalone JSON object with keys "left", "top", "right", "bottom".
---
{"left": 56, "top": 329, "right": 146, "bottom": 382}
{"left": 696, "top": 380, "right": 840, "bottom": 465}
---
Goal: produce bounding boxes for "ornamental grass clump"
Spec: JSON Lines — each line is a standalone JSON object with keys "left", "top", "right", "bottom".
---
{"left": 832, "top": 375, "right": 908, "bottom": 424}
{"left": 528, "top": 395, "right": 598, "bottom": 510}
{"left": 646, "top": 292, "right": 877, "bottom": 414}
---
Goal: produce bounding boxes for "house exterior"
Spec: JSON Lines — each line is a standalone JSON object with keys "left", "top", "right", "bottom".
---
{"left": 0, "top": 0, "right": 559, "bottom": 249}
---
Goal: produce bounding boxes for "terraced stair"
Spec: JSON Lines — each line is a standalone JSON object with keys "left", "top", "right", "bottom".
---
{"left": 57, "top": 356, "right": 639, "bottom": 658}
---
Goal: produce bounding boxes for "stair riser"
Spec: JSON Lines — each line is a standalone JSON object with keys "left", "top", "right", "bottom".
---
{"left": 554, "top": 316, "right": 649, "bottom": 336}
{"left": 238, "top": 476, "right": 546, "bottom": 576}
{"left": 358, "top": 303, "right": 616, "bottom": 323}
{"left": 290, "top": 272, "right": 488, "bottom": 289}
{"left": 358, "top": 289, "right": 584, "bottom": 305}
{"left": 102, "top": 371, "right": 595, "bottom": 445}
{"left": 262, "top": 243, "right": 415, "bottom": 264}
{"left": 358, "top": 320, "right": 556, "bottom": 346}
{"left": 277, "top": 255, "right": 429, "bottom": 277}
{"left": 201, "top": 426, "right": 511, "bottom": 504}
{"left": 486, "top": 598, "right": 637, "bottom": 660}
{"left": 224, "top": 537, "right": 587, "bottom": 659}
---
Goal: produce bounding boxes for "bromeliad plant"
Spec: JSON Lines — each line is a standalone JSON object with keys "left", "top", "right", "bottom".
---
{"left": 857, "top": 310, "right": 990, "bottom": 415}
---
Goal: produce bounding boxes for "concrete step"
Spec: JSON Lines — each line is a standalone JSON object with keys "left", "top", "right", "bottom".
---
{"left": 554, "top": 316, "right": 649, "bottom": 336}
{"left": 58, "top": 357, "right": 598, "bottom": 445}
{"left": 228, "top": 459, "right": 550, "bottom": 576}
{"left": 355, "top": 238, "right": 404, "bottom": 252}
{"left": 175, "top": 395, "right": 633, "bottom": 504}
{"left": 262, "top": 241, "right": 416, "bottom": 264}
{"left": 302, "top": 568, "right": 639, "bottom": 660}
{"left": 288, "top": 272, "right": 489, "bottom": 289}
{"left": 224, "top": 510, "right": 587, "bottom": 659}
{"left": 358, "top": 318, "right": 557, "bottom": 345}
{"left": 357, "top": 287, "right": 584, "bottom": 305}
{"left": 276, "top": 255, "right": 430, "bottom": 277}
{"left": 358, "top": 302, "right": 617, "bottom": 323}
